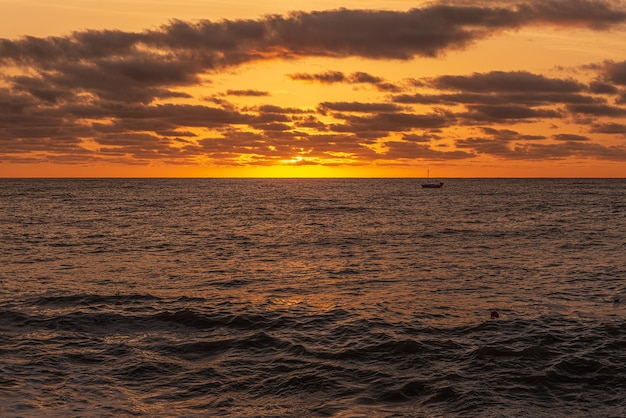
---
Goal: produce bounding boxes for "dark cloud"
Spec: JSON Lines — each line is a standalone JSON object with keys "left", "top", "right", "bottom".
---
{"left": 302, "top": 134, "right": 380, "bottom": 160}
{"left": 350, "top": 72, "right": 383, "bottom": 84}
{"left": 457, "top": 136, "right": 626, "bottom": 160}
{"left": 394, "top": 71, "right": 601, "bottom": 114}
{"left": 402, "top": 133, "right": 443, "bottom": 143}
{"left": 157, "top": 130, "right": 198, "bottom": 138}
{"left": 289, "top": 71, "right": 346, "bottom": 84}
{"left": 394, "top": 91, "right": 598, "bottom": 106}
{"left": 480, "top": 127, "right": 546, "bottom": 141}
{"left": 2, "top": 2, "right": 625, "bottom": 70}
{"left": 394, "top": 92, "right": 464, "bottom": 105}
{"left": 332, "top": 111, "right": 455, "bottom": 134}
{"left": 293, "top": 115, "right": 328, "bottom": 131}
{"left": 96, "top": 132, "right": 168, "bottom": 147}
{"left": 10, "top": 76, "right": 74, "bottom": 104}
{"left": 588, "top": 80, "right": 619, "bottom": 94}
{"left": 517, "top": 142, "right": 626, "bottom": 160}
{"left": 517, "top": 0, "right": 626, "bottom": 29}
{"left": 256, "top": 105, "right": 308, "bottom": 115}
{"left": 432, "top": 71, "right": 585, "bottom": 93}
{"left": 382, "top": 140, "right": 473, "bottom": 160}
{"left": 350, "top": 72, "right": 401, "bottom": 92}
{"left": 250, "top": 122, "right": 293, "bottom": 132}
{"left": 91, "top": 118, "right": 178, "bottom": 135}
{"left": 2, "top": 1, "right": 626, "bottom": 167}
{"left": 456, "top": 137, "right": 515, "bottom": 158}
{"left": 600, "top": 60, "right": 626, "bottom": 85}
{"left": 553, "top": 133, "right": 590, "bottom": 141}
{"left": 1, "top": 3, "right": 624, "bottom": 103}
{"left": 567, "top": 103, "right": 626, "bottom": 116}
{"left": 463, "top": 105, "right": 562, "bottom": 122}
{"left": 226, "top": 89, "right": 270, "bottom": 97}
{"left": 288, "top": 71, "right": 400, "bottom": 91}
{"left": 318, "top": 102, "right": 404, "bottom": 113}
{"left": 590, "top": 122, "right": 626, "bottom": 134}
{"left": 267, "top": 1, "right": 626, "bottom": 59}
{"left": 194, "top": 130, "right": 385, "bottom": 166}
{"left": 0, "top": 88, "right": 39, "bottom": 114}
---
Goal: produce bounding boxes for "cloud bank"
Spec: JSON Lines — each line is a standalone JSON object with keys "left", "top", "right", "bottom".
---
{"left": 1, "top": 0, "right": 626, "bottom": 169}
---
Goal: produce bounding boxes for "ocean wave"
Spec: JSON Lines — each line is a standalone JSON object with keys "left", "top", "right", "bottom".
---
{"left": 1, "top": 302, "right": 625, "bottom": 416}
{"left": 2, "top": 179, "right": 626, "bottom": 417}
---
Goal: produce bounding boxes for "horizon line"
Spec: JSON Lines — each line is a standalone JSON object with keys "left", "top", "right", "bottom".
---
{"left": 1, "top": 177, "right": 624, "bottom": 180}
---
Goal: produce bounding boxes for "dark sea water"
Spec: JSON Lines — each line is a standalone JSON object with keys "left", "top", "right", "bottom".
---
{"left": 0, "top": 178, "right": 624, "bottom": 417}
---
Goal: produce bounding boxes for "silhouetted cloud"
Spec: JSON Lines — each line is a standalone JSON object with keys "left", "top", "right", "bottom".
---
{"left": 331, "top": 111, "right": 455, "bottom": 134}
{"left": 480, "top": 127, "right": 546, "bottom": 141}
{"left": 289, "top": 71, "right": 347, "bottom": 84}
{"left": 289, "top": 71, "right": 401, "bottom": 91}
{"left": 588, "top": 80, "right": 619, "bottom": 94}
{"left": 4, "top": 1, "right": 622, "bottom": 103}
{"left": 318, "top": 102, "right": 404, "bottom": 113}
{"left": 432, "top": 71, "right": 585, "bottom": 93}
{"left": 2, "top": 1, "right": 626, "bottom": 167}
{"left": 456, "top": 135, "right": 626, "bottom": 160}
{"left": 394, "top": 71, "right": 603, "bottom": 111}
{"left": 383, "top": 140, "right": 474, "bottom": 160}
{"left": 567, "top": 103, "right": 626, "bottom": 116}
{"left": 553, "top": 133, "right": 591, "bottom": 141}
{"left": 590, "top": 122, "right": 626, "bottom": 134}
{"left": 226, "top": 89, "right": 270, "bottom": 96}
{"left": 601, "top": 60, "right": 626, "bottom": 85}
{"left": 463, "top": 105, "right": 562, "bottom": 122}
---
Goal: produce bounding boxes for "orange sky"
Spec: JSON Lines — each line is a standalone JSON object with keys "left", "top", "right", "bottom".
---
{"left": 1, "top": 0, "right": 626, "bottom": 177}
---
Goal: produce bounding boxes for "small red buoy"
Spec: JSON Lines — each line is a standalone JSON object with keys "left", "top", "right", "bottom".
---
{"left": 490, "top": 310, "right": 499, "bottom": 319}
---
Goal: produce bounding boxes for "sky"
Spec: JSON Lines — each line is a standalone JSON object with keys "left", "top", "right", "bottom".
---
{"left": 1, "top": 0, "right": 626, "bottom": 177}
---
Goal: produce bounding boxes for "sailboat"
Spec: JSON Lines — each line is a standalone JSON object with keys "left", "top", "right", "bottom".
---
{"left": 421, "top": 169, "right": 443, "bottom": 188}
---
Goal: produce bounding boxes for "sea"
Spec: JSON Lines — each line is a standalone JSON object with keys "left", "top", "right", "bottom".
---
{"left": 0, "top": 178, "right": 624, "bottom": 417}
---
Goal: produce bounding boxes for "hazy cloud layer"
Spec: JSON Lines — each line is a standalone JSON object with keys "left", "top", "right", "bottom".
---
{"left": 1, "top": 0, "right": 626, "bottom": 167}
